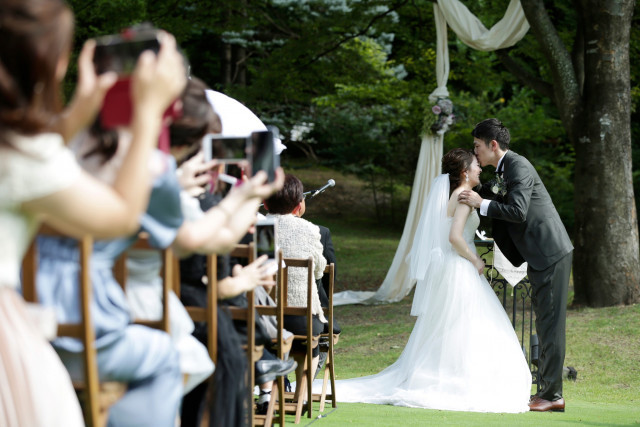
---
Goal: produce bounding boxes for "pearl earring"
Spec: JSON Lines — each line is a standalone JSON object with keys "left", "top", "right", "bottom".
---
{"left": 465, "top": 174, "right": 469, "bottom": 182}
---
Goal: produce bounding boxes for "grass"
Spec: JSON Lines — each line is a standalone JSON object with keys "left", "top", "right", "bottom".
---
{"left": 278, "top": 167, "right": 640, "bottom": 426}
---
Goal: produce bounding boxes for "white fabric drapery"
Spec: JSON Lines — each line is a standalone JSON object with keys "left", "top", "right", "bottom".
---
{"left": 334, "top": 0, "right": 530, "bottom": 306}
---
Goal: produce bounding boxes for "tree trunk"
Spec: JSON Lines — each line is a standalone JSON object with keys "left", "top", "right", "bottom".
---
{"left": 572, "top": 0, "right": 640, "bottom": 306}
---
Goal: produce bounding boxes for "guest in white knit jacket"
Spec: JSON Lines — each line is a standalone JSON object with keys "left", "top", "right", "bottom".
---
{"left": 264, "top": 174, "right": 327, "bottom": 379}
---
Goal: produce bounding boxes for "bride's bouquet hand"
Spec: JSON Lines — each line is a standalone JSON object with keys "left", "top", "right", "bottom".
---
{"left": 473, "top": 257, "right": 485, "bottom": 275}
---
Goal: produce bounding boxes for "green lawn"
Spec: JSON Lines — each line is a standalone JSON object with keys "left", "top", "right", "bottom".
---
{"left": 280, "top": 168, "right": 640, "bottom": 426}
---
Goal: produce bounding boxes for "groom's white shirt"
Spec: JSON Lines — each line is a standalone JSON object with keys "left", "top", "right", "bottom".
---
{"left": 480, "top": 151, "right": 508, "bottom": 216}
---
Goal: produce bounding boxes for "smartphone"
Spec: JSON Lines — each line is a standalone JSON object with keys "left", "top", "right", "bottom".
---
{"left": 254, "top": 219, "right": 278, "bottom": 275}
{"left": 93, "top": 27, "right": 161, "bottom": 76}
{"left": 93, "top": 26, "right": 164, "bottom": 129}
{"left": 250, "top": 130, "right": 279, "bottom": 182}
{"left": 202, "top": 134, "right": 251, "bottom": 162}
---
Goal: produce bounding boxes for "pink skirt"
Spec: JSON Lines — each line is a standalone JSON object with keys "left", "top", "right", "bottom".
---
{"left": 0, "top": 288, "right": 83, "bottom": 426}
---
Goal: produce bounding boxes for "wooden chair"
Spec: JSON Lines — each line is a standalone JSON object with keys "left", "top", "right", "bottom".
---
{"left": 172, "top": 247, "right": 216, "bottom": 427}
{"left": 176, "top": 253, "right": 217, "bottom": 363}
{"left": 21, "top": 230, "right": 126, "bottom": 427}
{"left": 312, "top": 263, "right": 338, "bottom": 412}
{"left": 254, "top": 249, "right": 293, "bottom": 426}
{"left": 279, "top": 256, "right": 320, "bottom": 424}
{"left": 112, "top": 233, "right": 172, "bottom": 333}
{"left": 224, "top": 243, "right": 279, "bottom": 427}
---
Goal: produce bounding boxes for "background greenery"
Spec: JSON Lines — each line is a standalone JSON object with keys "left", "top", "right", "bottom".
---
{"left": 67, "top": 0, "right": 639, "bottom": 236}
{"left": 60, "top": 2, "right": 640, "bottom": 423}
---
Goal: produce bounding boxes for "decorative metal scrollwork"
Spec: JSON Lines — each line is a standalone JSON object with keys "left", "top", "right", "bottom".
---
{"left": 475, "top": 240, "right": 539, "bottom": 390}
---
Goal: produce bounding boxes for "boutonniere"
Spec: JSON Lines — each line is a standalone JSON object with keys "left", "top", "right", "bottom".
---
{"left": 491, "top": 175, "right": 507, "bottom": 196}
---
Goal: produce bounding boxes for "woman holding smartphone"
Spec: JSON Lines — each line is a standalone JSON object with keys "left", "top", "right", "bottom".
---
{"left": 0, "top": 0, "right": 186, "bottom": 425}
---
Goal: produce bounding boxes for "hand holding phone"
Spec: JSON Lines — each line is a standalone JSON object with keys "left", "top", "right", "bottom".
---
{"left": 94, "top": 25, "right": 186, "bottom": 130}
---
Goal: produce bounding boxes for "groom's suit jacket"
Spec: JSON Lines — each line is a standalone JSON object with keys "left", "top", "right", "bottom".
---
{"left": 479, "top": 150, "right": 573, "bottom": 271}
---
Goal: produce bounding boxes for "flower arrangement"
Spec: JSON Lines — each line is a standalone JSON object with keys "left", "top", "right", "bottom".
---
{"left": 424, "top": 97, "right": 456, "bottom": 135}
{"left": 491, "top": 175, "right": 507, "bottom": 197}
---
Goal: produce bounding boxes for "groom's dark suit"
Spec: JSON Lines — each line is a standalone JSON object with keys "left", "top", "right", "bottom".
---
{"left": 480, "top": 150, "right": 573, "bottom": 401}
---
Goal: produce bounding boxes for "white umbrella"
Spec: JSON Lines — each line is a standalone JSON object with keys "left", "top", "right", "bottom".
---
{"left": 205, "top": 89, "right": 286, "bottom": 154}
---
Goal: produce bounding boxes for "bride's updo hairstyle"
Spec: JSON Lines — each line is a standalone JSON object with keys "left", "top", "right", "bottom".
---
{"left": 442, "top": 148, "right": 475, "bottom": 194}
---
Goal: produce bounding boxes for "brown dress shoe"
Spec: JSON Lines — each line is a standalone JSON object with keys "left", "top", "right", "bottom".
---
{"left": 528, "top": 396, "right": 565, "bottom": 412}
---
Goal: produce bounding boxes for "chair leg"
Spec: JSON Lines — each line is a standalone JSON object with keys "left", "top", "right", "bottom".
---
{"left": 276, "top": 375, "right": 285, "bottom": 426}
{"left": 305, "top": 354, "right": 313, "bottom": 420}
{"left": 319, "top": 360, "right": 329, "bottom": 412}
{"left": 262, "top": 383, "right": 277, "bottom": 427}
{"left": 328, "top": 347, "right": 337, "bottom": 408}
{"left": 293, "top": 359, "right": 306, "bottom": 424}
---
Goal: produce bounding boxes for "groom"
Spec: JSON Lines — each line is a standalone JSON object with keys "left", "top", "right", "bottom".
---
{"left": 458, "top": 118, "right": 573, "bottom": 412}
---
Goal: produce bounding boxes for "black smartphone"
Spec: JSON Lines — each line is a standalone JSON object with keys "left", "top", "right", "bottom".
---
{"left": 202, "top": 134, "right": 250, "bottom": 163}
{"left": 254, "top": 219, "right": 278, "bottom": 274}
{"left": 250, "top": 130, "right": 279, "bottom": 182}
{"left": 93, "top": 26, "right": 161, "bottom": 75}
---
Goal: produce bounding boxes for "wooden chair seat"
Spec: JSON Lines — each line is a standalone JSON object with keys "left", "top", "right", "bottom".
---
{"left": 72, "top": 381, "right": 127, "bottom": 410}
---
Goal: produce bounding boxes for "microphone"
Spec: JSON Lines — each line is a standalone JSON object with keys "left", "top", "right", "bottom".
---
{"left": 307, "top": 179, "right": 335, "bottom": 201}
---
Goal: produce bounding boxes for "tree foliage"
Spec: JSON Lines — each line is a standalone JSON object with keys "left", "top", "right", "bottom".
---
{"left": 66, "top": 0, "right": 639, "bottom": 305}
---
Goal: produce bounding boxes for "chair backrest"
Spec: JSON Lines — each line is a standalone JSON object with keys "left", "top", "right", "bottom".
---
{"left": 225, "top": 243, "right": 261, "bottom": 386}
{"left": 176, "top": 253, "right": 217, "bottom": 363}
{"left": 280, "top": 254, "right": 317, "bottom": 422}
{"left": 322, "top": 263, "right": 335, "bottom": 336}
{"left": 21, "top": 228, "right": 102, "bottom": 427}
{"left": 112, "top": 233, "right": 172, "bottom": 333}
{"left": 280, "top": 255, "right": 315, "bottom": 331}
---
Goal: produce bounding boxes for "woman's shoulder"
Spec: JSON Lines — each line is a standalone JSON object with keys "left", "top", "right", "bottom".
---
{"left": 0, "top": 132, "right": 81, "bottom": 202}
{"left": 271, "top": 214, "right": 319, "bottom": 236}
{"left": 294, "top": 216, "right": 321, "bottom": 235}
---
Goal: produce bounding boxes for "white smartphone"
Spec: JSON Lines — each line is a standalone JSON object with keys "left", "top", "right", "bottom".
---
{"left": 202, "top": 134, "right": 250, "bottom": 162}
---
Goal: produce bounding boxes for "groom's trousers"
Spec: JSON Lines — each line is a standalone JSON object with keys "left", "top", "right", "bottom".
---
{"left": 527, "top": 251, "right": 572, "bottom": 401}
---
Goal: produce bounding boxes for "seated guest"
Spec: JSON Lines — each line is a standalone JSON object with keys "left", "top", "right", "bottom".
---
{"left": 0, "top": 1, "right": 184, "bottom": 424}
{"left": 263, "top": 174, "right": 328, "bottom": 383}
{"left": 291, "top": 194, "right": 342, "bottom": 381}
{"left": 168, "top": 78, "right": 293, "bottom": 426}
{"left": 38, "top": 78, "right": 282, "bottom": 427}
{"left": 124, "top": 78, "right": 283, "bottom": 396}
{"left": 290, "top": 189, "right": 341, "bottom": 334}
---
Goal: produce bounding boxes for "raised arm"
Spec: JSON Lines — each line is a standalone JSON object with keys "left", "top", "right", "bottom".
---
{"left": 23, "top": 33, "right": 186, "bottom": 239}
{"left": 217, "top": 255, "right": 276, "bottom": 300}
{"left": 172, "top": 168, "right": 285, "bottom": 256}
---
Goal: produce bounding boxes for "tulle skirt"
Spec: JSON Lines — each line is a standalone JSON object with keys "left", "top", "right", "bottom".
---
{"left": 333, "top": 252, "right": 532, "bottom": 413}
{"left": 0, "top": 288, "right": 84, "bottom": 426}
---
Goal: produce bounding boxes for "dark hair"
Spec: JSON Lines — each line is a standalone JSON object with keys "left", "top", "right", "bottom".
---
{"left": 471, "top": 118, "right": 510, "bottom": 150}
{"left": 85, "top": 77, "right": 224, "bottom": 164}
{"left": 170, "top": 77, "right": 221, "bottom": 149}
{"left": 442, "top": 148, "right": 475, "bottom": 193}
{"left": 264, "top": 174, "right": 303, "bottom": 214}
{"left": 82, "top": 118, "right": 119, "bottom": 163}
{"left": 0, "top": 0, "right": 73, "bottom": 145}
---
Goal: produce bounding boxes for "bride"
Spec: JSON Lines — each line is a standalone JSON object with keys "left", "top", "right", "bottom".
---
{"left": 334, "top": 148, "right": 532, "bottom": 413}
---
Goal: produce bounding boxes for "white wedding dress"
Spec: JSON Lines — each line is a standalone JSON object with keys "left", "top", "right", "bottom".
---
{"left": 333, "top": 175, "right": 532, "bottom": 413}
